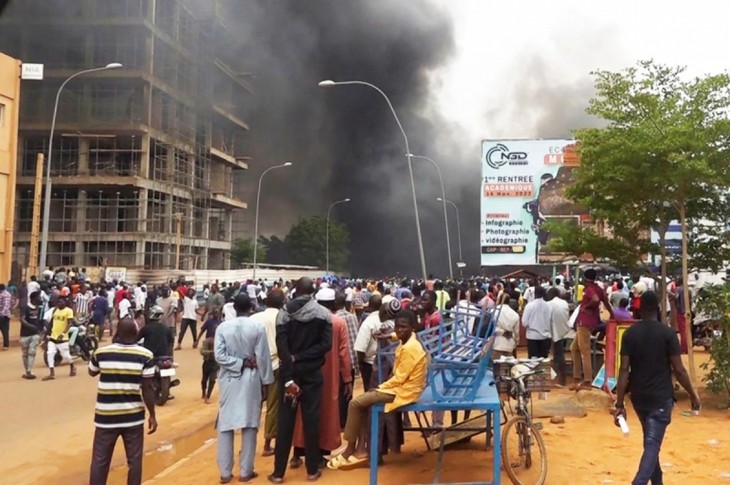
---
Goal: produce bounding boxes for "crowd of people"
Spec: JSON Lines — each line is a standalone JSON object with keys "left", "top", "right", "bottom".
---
{"left": 0, "top": 266, "right": 705, "bottom": 484}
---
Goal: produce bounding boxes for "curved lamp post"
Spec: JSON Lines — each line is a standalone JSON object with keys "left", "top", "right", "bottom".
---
{"left": 318, "top": 79, "right": 427, "bottom": 281}
{"left": 39, "top": 62, "right": 123, "bottom": 270}
{"left": 252, "top": 162, "right": 292, "bottom": 278}
{"left": 411, "top": 154, "right": 453, "bottom": 279}
{"left": 437, "top": 197, "right": 463, "bottom": 273}
{"left": 326, "top": 198, "right": 350, "bottom": 274}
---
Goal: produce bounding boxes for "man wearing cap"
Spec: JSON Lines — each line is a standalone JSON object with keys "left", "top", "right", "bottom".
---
{"left": 570, "top": 268, "right": 613, "bottom": 390}
{"left": 288, "top": 287, "right": 353, "bottom": 470}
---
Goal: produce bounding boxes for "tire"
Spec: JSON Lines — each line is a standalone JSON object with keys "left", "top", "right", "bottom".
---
{"left": 501, "top": 415, "right": 548, "bottom": 485}
{"left": 156, "top": 377, "right": 170, "bottom": 406}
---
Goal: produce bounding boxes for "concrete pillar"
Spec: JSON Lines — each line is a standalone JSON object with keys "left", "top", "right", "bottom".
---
{"left": 135, "top": 189, "right": 148, "bottom": 267}
{"left": 139, "top": 134, "right": 150, "bottom": 178}
{"left": 78, "top": 137, "right": 89, "bottom": 176}
{"left": 74, "top": 190, "right": 87, "bottom": 266}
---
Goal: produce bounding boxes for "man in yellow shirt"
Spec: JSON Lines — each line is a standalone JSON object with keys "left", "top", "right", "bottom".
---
{"left": 43, "top": 297, "right": 77, "bottom": 380}
{"left": 327, "top": 309, "right": 427, "bottom": 470}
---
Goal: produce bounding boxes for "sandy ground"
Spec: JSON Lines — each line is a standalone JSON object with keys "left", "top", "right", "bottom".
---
{"left": 1, "top": 337, "right": 728, "bottom": 485}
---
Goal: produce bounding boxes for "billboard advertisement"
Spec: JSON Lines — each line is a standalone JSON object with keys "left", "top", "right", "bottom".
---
{"left": 480, "top": 139, "right": 581, "bottom": 266}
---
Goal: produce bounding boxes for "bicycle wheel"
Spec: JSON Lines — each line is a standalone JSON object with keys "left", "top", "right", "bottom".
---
{"left": 501, "top": 415, "right": 547, "bottom": 485}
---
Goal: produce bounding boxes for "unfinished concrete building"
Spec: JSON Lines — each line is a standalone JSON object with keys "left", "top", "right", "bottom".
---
{"left": 0, "top": 0, "right": 251, "bottom": 270}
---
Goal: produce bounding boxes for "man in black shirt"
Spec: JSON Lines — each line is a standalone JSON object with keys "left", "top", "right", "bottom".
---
{"left": 20, "top": 291, "right": 45, "bottom": 379}
{"left": 614, "top": 291, "right": 700, "bottom": 485}
{"left": 137, "top": 305, "right": 174, "bottom": 359}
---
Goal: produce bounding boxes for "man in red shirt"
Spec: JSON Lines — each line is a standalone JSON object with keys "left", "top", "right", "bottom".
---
{"left": 570, "top": 269, "right": 613, "bottom": 390}
{"left": 419, "top": 291, "right": 441, "bottom": 329}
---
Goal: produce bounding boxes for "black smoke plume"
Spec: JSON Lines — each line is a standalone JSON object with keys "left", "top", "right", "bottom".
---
{"left": 235, "top": 0, "right": 459, "bottom": 277}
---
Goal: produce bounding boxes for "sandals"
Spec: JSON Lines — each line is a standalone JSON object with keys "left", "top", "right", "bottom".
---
{"left": 289, "top": 457, "right": 303, "bottom": 469}
{"left": 267, "top": 474, "right": 284, "bottom": 483}
{"left": 239, "top": 472, "right": 258, "bottom": 482}
{"left": 327, "top": 454, "right": 367, "bottom": 471}
{"left": 307, "top": 471, "right": 322, "bottom": 481}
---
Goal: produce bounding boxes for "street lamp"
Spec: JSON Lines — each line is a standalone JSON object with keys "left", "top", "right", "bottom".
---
{"left": 437, "top": 197, "right": 463, "bottom": 273}
{"left": 326, "top": 198, "right": 350, "bottom": 275}
{"left": 252, "top": 162, "right": 292, "bottom": 279}
{"left": 410, "top": 154, "right": 452, "bottom": 279}
{"left": 39, "top": 62, "right": 123, "bottom": 271}
{"left": 318, "top": 79, "right": 427, "bottom": 281}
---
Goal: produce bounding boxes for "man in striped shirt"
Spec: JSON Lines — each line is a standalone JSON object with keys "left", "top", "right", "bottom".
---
{"left": 88, "top": 318, "right": 157, "bottom": 485}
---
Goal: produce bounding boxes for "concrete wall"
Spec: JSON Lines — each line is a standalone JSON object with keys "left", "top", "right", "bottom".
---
{"left": 0, "top": 52, "right": 20, "bottom": 283}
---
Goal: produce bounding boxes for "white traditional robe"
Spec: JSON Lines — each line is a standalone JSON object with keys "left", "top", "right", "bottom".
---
{"left": 214, "top": 316, "right": 274, "bottom": 431}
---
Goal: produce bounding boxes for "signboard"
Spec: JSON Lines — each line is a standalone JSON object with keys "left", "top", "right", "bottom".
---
{"left": 105, "top": 266, "right": 127, "bottom": 283}
{"left": 480, "top": 139, "right": 580, "bottom": 266}
{"left": 20, "top": 63, "right": 44, "bottom": 80}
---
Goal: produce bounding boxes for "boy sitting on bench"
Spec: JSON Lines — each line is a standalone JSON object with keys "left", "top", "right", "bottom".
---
{"left": 328, "top": 308, "right": 428, "bottom": 470}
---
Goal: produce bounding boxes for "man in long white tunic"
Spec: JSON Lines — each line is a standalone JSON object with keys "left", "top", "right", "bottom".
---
{"left": 215, "top": 293, "right": 273, "bottom": 483}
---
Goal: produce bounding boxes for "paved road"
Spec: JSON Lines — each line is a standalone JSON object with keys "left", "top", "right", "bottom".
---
{"left": 0, "top": 340, "right": 218, "bottom": 484}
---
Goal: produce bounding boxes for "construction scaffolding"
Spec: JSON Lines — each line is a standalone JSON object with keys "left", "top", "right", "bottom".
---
{"left": 0, "top": 0, "right": 252, "bottom": 272}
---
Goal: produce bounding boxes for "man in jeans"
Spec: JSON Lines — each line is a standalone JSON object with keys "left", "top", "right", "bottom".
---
{"left": 20, "top": 291, "right": 45, "bottom": 379}
{"left": 570, "top": 269, "right": 613, "bottom": 390}
{"left": 89, "top": 319, "right": 157, "bottom": 485}
{"left": 614, "top": 291, "right": 700, "bottom": 485}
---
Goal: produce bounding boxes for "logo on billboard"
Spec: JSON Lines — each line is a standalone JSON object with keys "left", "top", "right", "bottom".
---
{"left": 485, "top": 144, "right": 528, "bottom": 169}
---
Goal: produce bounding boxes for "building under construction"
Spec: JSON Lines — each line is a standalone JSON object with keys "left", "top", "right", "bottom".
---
{"left": 0, "top": 0, "right": 251, "bottom": 271}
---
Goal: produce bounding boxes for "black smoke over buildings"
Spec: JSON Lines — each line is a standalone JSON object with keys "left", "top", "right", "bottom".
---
{"left": 234, "top": 1, "right": 462, "bottom": 276}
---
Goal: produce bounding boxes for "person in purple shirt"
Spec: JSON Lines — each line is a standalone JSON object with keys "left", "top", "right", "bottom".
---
{"left": 613, "top": 298, "right": 634, "bottom": 321}
{"left": 90, "top": 290, "right": 110, "bottom": 340}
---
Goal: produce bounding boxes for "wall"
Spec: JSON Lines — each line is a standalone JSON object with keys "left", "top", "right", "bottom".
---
{"left": 0, "top": 52, "right": 20, "bottom": 283}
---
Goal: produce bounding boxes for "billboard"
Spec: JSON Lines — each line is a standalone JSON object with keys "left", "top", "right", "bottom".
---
{"left": 480, "top": 139, "right": 580, "bottom": 266}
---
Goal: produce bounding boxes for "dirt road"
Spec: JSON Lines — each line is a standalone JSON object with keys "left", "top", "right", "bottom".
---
{"left": 1, "top": 342, "right": 728, "bottom": 484}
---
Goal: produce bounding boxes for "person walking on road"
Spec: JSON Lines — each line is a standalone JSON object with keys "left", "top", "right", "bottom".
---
{"left": 250, "top": 288, "right": 285, "bottom": 457}
{"left": 215, "top": 293, "right": 273, "bottom": 483}
{"left": 176, "top": 288, "right": 203, "bottom": 350}
{"left": 614, "top": 291, "right": 700, "bottom": 485}
{"left": 43, "top": 296, "right": 77, "bottom": 381}
{"left": 20, "top": 291, "right": 44, "bottom": 379}
{"left": 88, "top": 318, "right": 157, "bottom": 485}
{"left": 269, "top": 278, "right": 332, "bottom": 483}
{"left": 0, "top": 283, "right": 12, "bottom": 350}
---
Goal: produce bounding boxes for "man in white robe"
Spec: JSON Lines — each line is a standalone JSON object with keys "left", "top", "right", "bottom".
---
{"left": 214, "top": 293, "right": 273, "bottom": 483}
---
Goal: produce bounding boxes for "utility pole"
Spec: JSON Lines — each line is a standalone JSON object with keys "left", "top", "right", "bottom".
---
{"left": 28, "top": 153, "right": 44, "bottom": 278}
{"left": 175, "top": 213, "right": 183, "bottom": 270}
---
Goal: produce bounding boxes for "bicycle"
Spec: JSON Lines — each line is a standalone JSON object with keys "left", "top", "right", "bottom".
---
{"left": 498, "top": 359, "right": 548, "bottom": 485}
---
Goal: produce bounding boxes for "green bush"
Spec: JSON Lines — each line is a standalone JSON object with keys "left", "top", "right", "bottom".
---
{"left": 696, "top": 284, "right": 730, "bottom": 406}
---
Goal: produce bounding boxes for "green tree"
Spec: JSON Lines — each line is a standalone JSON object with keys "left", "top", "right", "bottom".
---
{"left": 230, "top": 238, "right": 266, "bottom": 266}
{"left": 258, "top": 235, "right": 290, "bottom": 264}
{"left": 284, "top": 216, "right": 350, "bottom": 272}
{"left": 570, "top": 60, "right": 730, "bottom": 383}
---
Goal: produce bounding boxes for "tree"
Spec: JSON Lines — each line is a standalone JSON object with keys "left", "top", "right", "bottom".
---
{"left": 571, "top": 60, "right": 730, "bottom": 384}
{"left": 284, "top": 216, "right": 350, "bottom": 272}
{"left": 258, "top": 235, "right": 290, "bottom": 264}
{"left": 230, "top": 238, "right": 266, "bottom": 266}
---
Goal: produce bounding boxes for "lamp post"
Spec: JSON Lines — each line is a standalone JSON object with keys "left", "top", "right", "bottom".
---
{"left": 437, "top": 197, "right": 462, "bottom": 271}
{"left": 252, "top": 162, "right": 292, "bottom": 279}
{"left": 39, "top": 62, "right": 123, "bottom": 271}
{"left": 326, "top": 198, "right": 350, "bottom": 275}
{"left": 318, "top": 79, "right": 427, "bottom": 281}
{"left": 410, "top": 154, "right": 452, "bottom": 279}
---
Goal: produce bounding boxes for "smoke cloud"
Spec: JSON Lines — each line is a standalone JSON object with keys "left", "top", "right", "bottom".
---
{"left": 234, "top": 0, "right": 459, "bottom": 276}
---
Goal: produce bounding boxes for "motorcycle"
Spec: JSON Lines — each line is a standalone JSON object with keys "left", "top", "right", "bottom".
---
{"left": 692, "top": 317, "right": 721, "bottom": 351}
{"left": 154, "top": 356, "right": 180, "bottom": 406}
{"left": 43, "top": 316, "right": 99, "bottom": 367}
